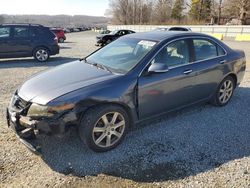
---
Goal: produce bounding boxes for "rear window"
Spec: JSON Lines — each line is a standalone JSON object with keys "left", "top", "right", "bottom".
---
{"left": 13, "top": 27, "right": 29, "bottom": 38}
{"left": 30, "top": 27, "right": 55, "bottom": 38}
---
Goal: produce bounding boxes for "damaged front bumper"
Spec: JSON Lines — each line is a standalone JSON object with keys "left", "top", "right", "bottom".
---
{"left": 6, "top": 107, "right": 77, "bottom": 153}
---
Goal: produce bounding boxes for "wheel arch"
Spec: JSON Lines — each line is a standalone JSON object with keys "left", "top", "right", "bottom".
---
{"left": 224, "top": 73, "right": 238, "bottom": 88}
{"left": 32, "top": 45, "right": 51, "bottom": 56}
{"left": 76, "top": 101, "right": 135, "bottom": 128}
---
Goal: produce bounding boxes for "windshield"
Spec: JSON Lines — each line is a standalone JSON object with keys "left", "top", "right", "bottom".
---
{"left": 86, "top": 38, "right": 157, "bottom": 74}
{"left": 109, "top": 30, "right": 118, "bottom": 35}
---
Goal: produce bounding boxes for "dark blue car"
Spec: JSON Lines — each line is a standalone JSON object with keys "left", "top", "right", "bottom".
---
{"left": 7, "top": 31, "right": 246, "bottom": 152}
{"left": 0, "top": 24, "right": 59, "bottom": 62}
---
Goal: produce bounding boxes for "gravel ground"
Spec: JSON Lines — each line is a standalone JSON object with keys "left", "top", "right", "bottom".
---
{"left": 0, "top": 31, "right": 250, "bottom": 188}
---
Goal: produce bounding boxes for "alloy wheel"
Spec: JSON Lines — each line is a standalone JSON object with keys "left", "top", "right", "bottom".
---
{"left": 36, "top": 49, "right": 48, "bottom": 61}
{"left": 218, "top": 79, "right": 234, "bottom": 104}
{"left": 92, "top": 112, "right": 125, "bottom": 148}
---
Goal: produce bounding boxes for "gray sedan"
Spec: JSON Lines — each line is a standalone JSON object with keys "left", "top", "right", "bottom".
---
{"left": 7, "top": 31, "right": 246, "bottom": 152}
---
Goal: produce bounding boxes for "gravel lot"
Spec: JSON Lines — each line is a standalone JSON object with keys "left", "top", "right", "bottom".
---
{"left": 0, "top": 31, "right": 250, "bottom": 188}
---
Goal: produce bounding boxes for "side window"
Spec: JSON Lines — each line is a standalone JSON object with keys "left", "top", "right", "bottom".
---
{"left": 193, "top": 39, "right": 218, "bottom": 61}
{"left": 0, "top": 27, "right": 10, "bottom": 38}
{"left": 218, "top": 45, "right": 226, "bottom": 56}
{"left": 30, "top": 27, "right": 46, "bottom": 37}
{"left": 152, "top": 40, "right": 190, "bottom": 68}
{"left": 117, "top": 30, "right": 125, "bottom": 36}
{"left": 13, "top": 27, "right": 29, "bottom": 38}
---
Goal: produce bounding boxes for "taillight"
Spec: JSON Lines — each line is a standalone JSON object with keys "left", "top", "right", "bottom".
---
{"left": 54, "top": 36, "right": 58, "bottom": 44}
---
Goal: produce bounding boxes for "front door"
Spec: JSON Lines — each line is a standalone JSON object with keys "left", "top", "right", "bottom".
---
{"left": 138, "top": 39, "right": 197, "bottom": 119}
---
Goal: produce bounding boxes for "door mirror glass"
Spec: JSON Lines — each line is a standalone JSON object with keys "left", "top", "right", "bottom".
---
{"left": 148, "top": 63, "right": 169, "bottom": 73}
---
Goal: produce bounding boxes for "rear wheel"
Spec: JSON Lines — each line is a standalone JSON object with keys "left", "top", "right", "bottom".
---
{"left": 34, "top": 47, "right": 50, "bottom": 62}
{"left": 58, "top": 38, "right": 65, "bottom": 43}
{"left": 212, "top": 76, "right": 235, "bottom": 106}
{"left": 79, "top": 105, "right": 129, "bottom": 152}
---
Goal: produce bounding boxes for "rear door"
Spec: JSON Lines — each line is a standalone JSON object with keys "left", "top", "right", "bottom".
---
{"left": 189, "top": 38, "right": 227, "bottom": 100}
{"left": 9, "top": 26, "right": 32, "bottom": 56}
{"left": 0, "top": 26, "right": 12, "bottom": 57}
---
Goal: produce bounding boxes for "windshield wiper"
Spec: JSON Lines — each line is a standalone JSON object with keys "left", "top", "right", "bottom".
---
{"left": 92, "top": 63, "right": 112, "bottom": 73}
{"left": 81, "top": 58, "right": 112, "bottom": 73}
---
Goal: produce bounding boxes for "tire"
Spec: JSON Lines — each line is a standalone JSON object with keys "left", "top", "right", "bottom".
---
{"left": 79, "top": 104, "right": 130, "bottom": 152}
{"left": 106, "top": 39, "right": 112, "bottom": 44}
{"left": 33, "top": 47, "right": 50, "bottom": 62}
{"left": 58, "top": 38, "right": 65, "bottom": 43}
{"left": 211, "top": 76, "right": 235, "bottom": 106}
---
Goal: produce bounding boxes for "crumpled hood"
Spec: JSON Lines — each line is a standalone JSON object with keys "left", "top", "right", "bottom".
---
{"left": 18, "top": 60, "right": 118, "bottom": 105}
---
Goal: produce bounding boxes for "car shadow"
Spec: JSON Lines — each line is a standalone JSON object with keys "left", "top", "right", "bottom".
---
{"left": 63, "top": 41, "right": 76, "bottom": 44}
{"left": 33, "top": 86, "right": 250, "bottom": 183}
{"left": 59, "top": 46, "right": 72, "bottom": 49}
{"left": 0, "top": 57, "right": 79, "bottom": 69}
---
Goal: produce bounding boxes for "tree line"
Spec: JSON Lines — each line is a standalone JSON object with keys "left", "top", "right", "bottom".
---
{"left": 107, "top": 0, "right": 250, "bottom": 25}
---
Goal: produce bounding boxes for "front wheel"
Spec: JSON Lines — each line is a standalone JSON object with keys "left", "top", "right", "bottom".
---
{"left": 212, "top": 76, "right": 235, "bottom": 106}
{"left": 79, "top": 105, "right": 129, "bottom": 152}
{"left": 33, "top": 47, "right": 50, "bottom": 62}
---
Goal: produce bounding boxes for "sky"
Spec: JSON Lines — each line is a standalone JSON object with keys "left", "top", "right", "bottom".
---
{"left": 0, "top": 0, "right": 110, "bottom": 16}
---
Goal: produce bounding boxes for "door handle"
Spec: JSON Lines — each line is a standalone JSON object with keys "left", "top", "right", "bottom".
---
{"left": 219, "top": 60, "right": 226, "bottom": 64}
{"left": 183, "top": 69, "right": 193, "bottom": 74}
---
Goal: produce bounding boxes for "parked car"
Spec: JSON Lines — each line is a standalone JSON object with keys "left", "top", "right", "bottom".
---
{"left": 0, "top": 24, "right": 59, "bottom": 62}
{"left": 96, "top": 29, "right": 135, "bottom": 46}
{"left": 7, "top": 31, "right": 246, "bottom": 152}
{"left": 154, "top": 26, "right": 192, "bottom": 31}
{"left": 73, "top": 28, "right": 80, "bottom": 32}
{"left": 63, "top": 28, "right": 71, "bottom": 33}
{"left": 50, "top": 28, "right": 66, "bottom": 43}
{"left": 99, "top": 29, "right": 111, "bottom": 34}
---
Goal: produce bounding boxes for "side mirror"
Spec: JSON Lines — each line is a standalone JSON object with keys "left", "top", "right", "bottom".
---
{"left": 148, "top": 63, "right": 169, "bottom": 73}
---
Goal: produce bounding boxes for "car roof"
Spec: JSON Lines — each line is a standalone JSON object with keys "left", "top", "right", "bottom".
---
{"left": 124, "top": 31, "right": 214, "bottom": 42}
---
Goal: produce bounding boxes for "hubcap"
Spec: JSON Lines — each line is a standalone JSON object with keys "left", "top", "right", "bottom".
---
{"left": 36, "top": 49, "right": 48, "bottom": 61}
{"left": 219, "top": 80, "right": 233, "bottom": 104}
{"left": 92, "top": 112, "right": 125, "bottom": 148}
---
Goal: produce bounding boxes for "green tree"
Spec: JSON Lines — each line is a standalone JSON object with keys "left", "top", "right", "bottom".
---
{"left": 189, "top": 0, "right": 211, "bottom": 21}
{"left": 171, "top": 0, "right": 185, "bottom": 21}
{"left": 189, "top": 0, "right": 201, "bottom": 20}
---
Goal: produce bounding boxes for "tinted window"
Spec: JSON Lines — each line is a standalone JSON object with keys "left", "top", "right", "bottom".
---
{"left": 152, "top": 40, "right": 190, "bottom": 68}
{"left": 193, "top": 39, "right": 218, "bottom": 61}
{"left": 0, "top": 27, "right": 10, "bottom": 38}
{"left": 169, "top": 27, "right": 188, "bottom": 31}
{"left": 30, "top": 27, "right": 43, "bottom": 37}
{"left": 30, "top": 27, "right": 54, "bottom": 38}
{"left": 117, "top": 30, "right": 126, "bottom": 36}
{"left": 13, "top": 27, "right": 29, "bottom": 38}
{"left": 218, "top": 45, "right": 226, "bottom": 56}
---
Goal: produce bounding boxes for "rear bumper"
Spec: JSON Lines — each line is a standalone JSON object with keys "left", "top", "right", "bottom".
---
{"left": 49, "top": 44, "right": 60, "bottom": 55}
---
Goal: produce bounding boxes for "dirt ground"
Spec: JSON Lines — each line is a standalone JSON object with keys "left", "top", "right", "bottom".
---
{"left": 0, "top": 31, "right": 250, "bottom": 188}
